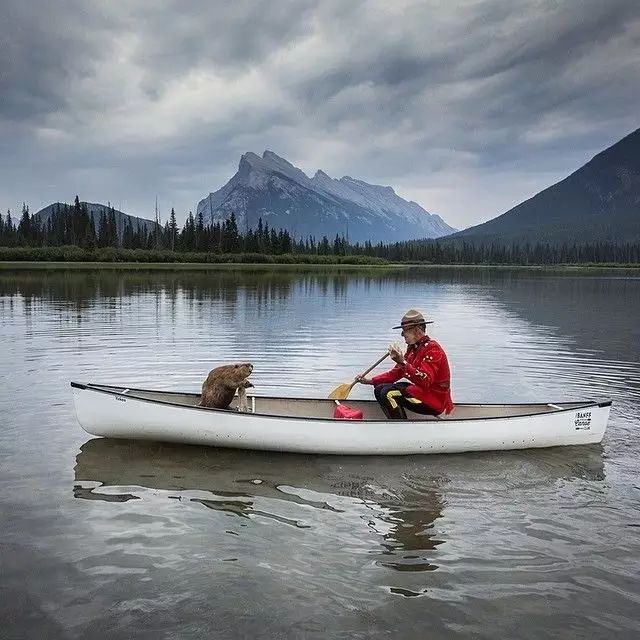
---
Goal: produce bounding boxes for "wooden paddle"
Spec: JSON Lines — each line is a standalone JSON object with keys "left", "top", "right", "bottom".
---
{"left": 328, "top": 353, "right": 390, "bottom": 400}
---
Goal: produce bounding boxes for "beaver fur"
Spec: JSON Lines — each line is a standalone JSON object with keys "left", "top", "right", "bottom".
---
{"left": 199, "top": 363, "right": 254, "bottom": 410}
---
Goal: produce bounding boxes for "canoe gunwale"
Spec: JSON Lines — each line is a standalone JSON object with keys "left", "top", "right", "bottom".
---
{"left": 70, "top": 382, "right": 612, "bottom": 423}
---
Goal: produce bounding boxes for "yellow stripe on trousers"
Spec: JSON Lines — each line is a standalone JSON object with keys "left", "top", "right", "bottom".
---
{"left": 386, "top": 390, "right": 402, "bottom": 409}
{"left": 386, "top": 390, "right": 422, "bottom": 408}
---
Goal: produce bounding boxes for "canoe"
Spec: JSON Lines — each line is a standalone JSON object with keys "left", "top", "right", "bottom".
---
{"left": 71, "top": 382, "right": 611, "bottom": 455}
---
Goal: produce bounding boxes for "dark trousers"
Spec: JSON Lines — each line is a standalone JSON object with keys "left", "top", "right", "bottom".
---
{"left": 373, "top": 382, "right": 440, "bottom": 420}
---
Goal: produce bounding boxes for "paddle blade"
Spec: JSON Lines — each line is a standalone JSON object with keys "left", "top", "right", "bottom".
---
{"left": 328, "top": 382, "right": 354, "bottom": 400}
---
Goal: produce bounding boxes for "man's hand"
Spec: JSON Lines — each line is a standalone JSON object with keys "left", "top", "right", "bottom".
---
{"left": 388, "top": 343, "right": 405, "bottom": 365}
{"left": 354, "top": 374, "right": 373, "bottom": 385}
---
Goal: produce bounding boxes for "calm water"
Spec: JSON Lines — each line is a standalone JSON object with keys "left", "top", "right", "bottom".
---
{"left": 1, "top": 266, "right": 639, "bottom": 639}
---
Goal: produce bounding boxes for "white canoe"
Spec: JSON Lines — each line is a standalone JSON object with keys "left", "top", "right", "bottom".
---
{"left": 71, "top": 382, "right": 611, "bottom": 456}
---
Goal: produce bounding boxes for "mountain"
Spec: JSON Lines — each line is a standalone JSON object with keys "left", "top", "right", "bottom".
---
{"left": 196, "top": 151, "right": 456, "bottom": 244}
{"left": 450, "top": 128, "right": 640, "bottom": 245}
{"left": 34, "top": 202, "right": 157, "bottom": 239}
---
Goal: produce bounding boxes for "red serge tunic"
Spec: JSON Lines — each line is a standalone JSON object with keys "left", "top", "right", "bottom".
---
{"left": 371, "top": 337, "right": 454, "bottom": 415}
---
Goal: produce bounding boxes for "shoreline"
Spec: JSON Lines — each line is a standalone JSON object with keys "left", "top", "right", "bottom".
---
{"left": 0, "top": 261, "right": 403, "bottom": 270}
{"left": 0, "top": 261, "right": 638, "bottom": 271}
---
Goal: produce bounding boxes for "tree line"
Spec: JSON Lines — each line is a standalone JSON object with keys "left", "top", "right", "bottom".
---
{"left": 1, "top": 197, "right": 638, "bottom": 265}
{"left": 0, "top": 198, "right": 347, "bottom": 256}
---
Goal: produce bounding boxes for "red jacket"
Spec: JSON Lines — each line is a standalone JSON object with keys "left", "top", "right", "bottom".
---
{"left": 371, "top": 337, "right": 454, "bottom": 415}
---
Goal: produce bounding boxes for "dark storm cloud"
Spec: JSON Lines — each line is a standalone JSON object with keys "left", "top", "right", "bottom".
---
{"left": 0, "top": 2, "right": 119, "bottom": 121}
{"left": 1, "top": 0, "right": 317, "bottom": 120}
{"left": 465, "top": 0, "right": 638, "bottom": 81}
{"left": 125, "top": 0, "right": 319, "bottom": 99}
{"left": 287, "top": 1, "right": 639, "bottom": 133}
{"left": 1, "top": 0, "right": 639, "bottom": 228}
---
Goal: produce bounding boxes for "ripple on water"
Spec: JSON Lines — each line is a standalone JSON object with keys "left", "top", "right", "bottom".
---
{"left": 1, "top": 268, "right": 639, "bottom": 637}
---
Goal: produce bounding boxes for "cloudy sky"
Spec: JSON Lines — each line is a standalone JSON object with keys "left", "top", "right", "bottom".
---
{"left": 2, "top": 0, "right": 639, "bottom": 230}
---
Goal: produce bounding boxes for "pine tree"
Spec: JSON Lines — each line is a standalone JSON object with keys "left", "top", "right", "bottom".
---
{"left": 257, "top": 217, "right": 264, "bottom": 252}
{"left": 280, "top": 229, "right": 292, "bottom": 254}
{"left": 108, "top": 210, "right": 118, "bottom": 247}
{"left": 263, "top": 222, "right": 270, "bottom": 253}
{"left": 210, "top": 222, "right": 221, "bottom": 253}
{"left": 169, "top": 207, "right": 178, "bottom": 251}
{"left": 179, "top": 212, "right": 196, "bottom": 251}
{"left": 80, "top": 203, "right": 97, "bottom": 248}
{"left": 122, "top": 219, "right": 134, "bottom": 249}
{"left": 69, "top": 196, "right": 81, "bottom": 245}
{"left": 131, "top": 222, "right": 144, "bottom": 249}
{"left": 269, "top": 227, "right": 279, "bottom": 254}
{"left": 226, "top": 212, "right": 239, "bottom": 252}
{"left": 98, "top": 212, "right": 108, "bottom": 247}
{"left": 196, "top": 210, "right": 205, "bottom": 251}
{"left": 5, "top": 210, "right": 15, "bottom": 246}
{"left": 17, "top": 203, "right": 31, "bottom": 246}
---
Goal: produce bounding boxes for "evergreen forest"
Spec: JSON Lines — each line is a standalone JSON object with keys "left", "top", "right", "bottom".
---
{"left": 1, "top": 198, "right": 638, "bottom": 266}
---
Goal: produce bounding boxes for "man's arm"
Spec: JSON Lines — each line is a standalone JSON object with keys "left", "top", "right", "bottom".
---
{"left": 368, "top": 344, "right": 406, "bottom": 385}
{"left": 369, "top": 364, "right": 404, "bottom": 385}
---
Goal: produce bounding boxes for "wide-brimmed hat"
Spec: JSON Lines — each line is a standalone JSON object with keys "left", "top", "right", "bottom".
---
{"left": 392, "top": 309, "right": 433, "bottom": 330}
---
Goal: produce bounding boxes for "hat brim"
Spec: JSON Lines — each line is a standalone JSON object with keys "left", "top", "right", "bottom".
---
{"left": 392, "top": 320, "right": 434, "bottom": 329}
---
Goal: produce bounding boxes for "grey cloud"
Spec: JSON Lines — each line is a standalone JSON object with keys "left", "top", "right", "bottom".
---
{"left": 0, "top": 0, "right": 639, "bottom": 228}
{"left": 0, "top": 2, "right": 119, "bottom": 121}
{"left": 464, "top": 0, "right": 639, "bottom": 81}
{"left": 1, "top": 0, "right": 317, "bottom": 121}
{"left": 124, "top": 0, "right": 319, "bottom": 97}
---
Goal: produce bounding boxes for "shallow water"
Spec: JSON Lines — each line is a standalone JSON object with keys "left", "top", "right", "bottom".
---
{"left": 1, "top": 266, "right": 639, "bottom": 639}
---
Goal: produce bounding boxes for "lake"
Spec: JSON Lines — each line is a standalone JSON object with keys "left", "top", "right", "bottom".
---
{"left": 1, "top": 266, "right": 639, "bottom": 639}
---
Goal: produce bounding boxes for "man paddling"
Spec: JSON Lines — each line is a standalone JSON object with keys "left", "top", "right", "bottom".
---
{"left": 355, "top": 309, "right": 453, "bottom": 419}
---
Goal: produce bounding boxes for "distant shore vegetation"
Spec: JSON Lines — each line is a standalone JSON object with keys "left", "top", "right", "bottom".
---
{"left": 1, "top": 198, "right": 638, "bottom": 266}
{"left": 0, "top": 246, "right": 389, "bottom": 266}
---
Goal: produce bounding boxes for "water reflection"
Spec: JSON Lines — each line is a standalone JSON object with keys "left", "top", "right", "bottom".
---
{"left": 477, "top": 273, "right": 640, "bottom": 357}
{"left": 3, "top": 266, "right": 638, "bottom": 636}
{"left": 3, "top": 268, "right": 637, "bottom": 365}
{"left": 0, "top": 267, "right": 411, "bottom": 308}
{"left": 74, "top": 438, "right": 606, "bottom": 575}
{"left": 378, "top": 492, "right": 444, "bottom": 572}
{"left": 2, "top": 265, "right": 637, "bottom": 301}
{"left": 73, "top": 438, "right": 447, "bottom": 571}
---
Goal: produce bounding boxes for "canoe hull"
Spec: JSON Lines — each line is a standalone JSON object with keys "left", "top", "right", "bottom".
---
{"left": 71, "top": 383, "right": 610, "bottom": 455}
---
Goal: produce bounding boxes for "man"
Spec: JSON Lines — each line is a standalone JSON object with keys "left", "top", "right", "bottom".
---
{"left": 355, "top": 309, "right": 453, "bottom": 419}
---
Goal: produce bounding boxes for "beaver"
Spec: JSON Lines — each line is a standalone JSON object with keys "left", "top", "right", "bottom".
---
{"left": 199, "top": 363, "right": 254, "bottom": 410}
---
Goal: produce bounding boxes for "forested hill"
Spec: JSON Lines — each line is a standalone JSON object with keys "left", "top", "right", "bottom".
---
{"left": 449, "top": 127, "right": 640, "bottom": 245}
{"left": 34, "top": 201, "right": 157, "bottom": 242}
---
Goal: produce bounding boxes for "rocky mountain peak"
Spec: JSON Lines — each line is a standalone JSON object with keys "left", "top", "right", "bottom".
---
{"left": 197, "top": 150, "right": 457, "bottom": 243}
{"left": 262, "top": 150, "right": 296, "bottom": 168}
{"left": 238, "top": 150, "right": 310, "bottom": 184}
{"left": 237, "top": 152, "right": 265, "bottom": 177}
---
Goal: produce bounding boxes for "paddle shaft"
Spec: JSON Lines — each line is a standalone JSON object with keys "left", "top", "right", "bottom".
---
{"left": 328, "top": 352, "right": 391, "bottom": 400}
{"left": 358, "top": 352, "right": 390, "bottom": 380}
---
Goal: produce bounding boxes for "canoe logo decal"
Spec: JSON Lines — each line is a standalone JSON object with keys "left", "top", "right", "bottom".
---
{"left": 574, "top": 411, "right": 591, "bottom": 430}
{"left": 115, "top": 396, "right": 127, "bottom": 403}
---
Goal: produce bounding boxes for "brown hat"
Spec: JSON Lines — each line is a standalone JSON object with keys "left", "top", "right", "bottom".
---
{"left": 392, "top": 309, "right": 433, "bottom": 329}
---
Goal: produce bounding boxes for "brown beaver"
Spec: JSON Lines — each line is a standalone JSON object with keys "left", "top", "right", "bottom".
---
{"left": 199, "top": 363, "right": 254, "bottom": 410}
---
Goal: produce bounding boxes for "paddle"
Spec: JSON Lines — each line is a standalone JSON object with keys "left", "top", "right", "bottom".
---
{"left": 328, "top": 353, "right": 390, "bottom": 400}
